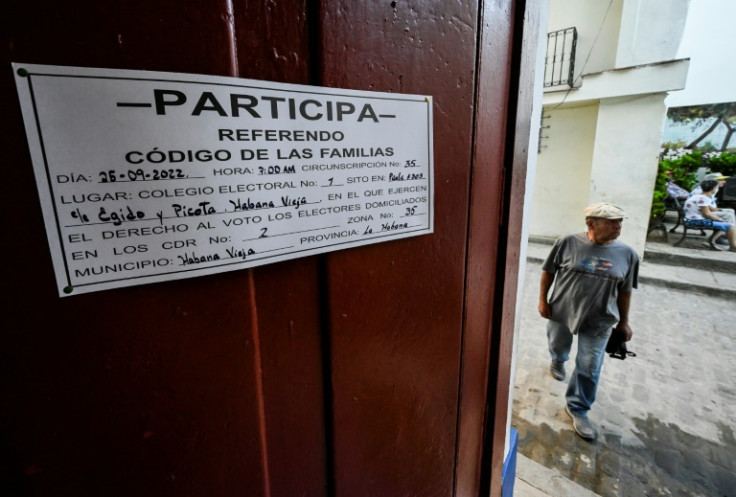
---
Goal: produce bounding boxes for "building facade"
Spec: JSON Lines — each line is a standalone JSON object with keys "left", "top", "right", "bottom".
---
{"left": 529, "top": 0, "right": 691, "bottom": 255}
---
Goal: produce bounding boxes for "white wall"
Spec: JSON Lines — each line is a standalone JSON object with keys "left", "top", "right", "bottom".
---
{"left": 544, "top": 59, "right": 689, "bottom": 106}
{"left": 588, "top": 94, "right": 668, "bottom": 255}
{"left": 617, "top": 0, "right": 690, "bottom": 68}
{"left": 548, "top": 0, "right": 690, "bottom": 86}
{"left": 547, "top": 0, "right": 623, "bottom": 82}
{"left": 529, "top": 103, "right": 598, "bottom": 238}
{"left": 537, "top": 0, "right": 690, "bottom": 256}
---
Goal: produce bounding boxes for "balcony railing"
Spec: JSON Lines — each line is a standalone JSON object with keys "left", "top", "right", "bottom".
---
{"left": 544, "top": 27, "right": 577, "bottom": 88}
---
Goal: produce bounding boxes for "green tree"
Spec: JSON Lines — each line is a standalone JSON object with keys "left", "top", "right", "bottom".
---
{"left": 668, "top": 102, "right": 736, "bottom": 151}
{"left": 651, "top": 156, "right": 697, "bottom": 218}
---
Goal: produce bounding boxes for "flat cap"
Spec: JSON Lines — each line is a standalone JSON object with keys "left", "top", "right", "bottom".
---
{"left": 584, "top": 202, "right": 625, "bottom": 219}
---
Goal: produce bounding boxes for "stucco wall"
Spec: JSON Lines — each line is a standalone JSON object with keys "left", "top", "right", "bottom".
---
{"left": 548, "top": 0, "right": 690, "bottom": 80}
{"left": 548, "top": 0, "right": 623, "bottom": 81}
{"left": 537, "top": 1, "right": 690, "bottom": 259}
{"left": 589, "top": 94, "right": 667, "bottom": 256}
{"left": 616, "top": 0, "right": 690, "bottom": 67}
{"left": 529, "top": 103, "right": 598, "bottom": 239}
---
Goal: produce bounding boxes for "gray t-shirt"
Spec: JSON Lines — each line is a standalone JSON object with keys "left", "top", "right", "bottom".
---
{"left": 542, "top": 233, "right": 639, "bottom": 335}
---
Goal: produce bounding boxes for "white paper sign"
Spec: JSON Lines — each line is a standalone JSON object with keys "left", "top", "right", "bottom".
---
{"left": 13, "top": 63, "right": 434, "bottom": 297}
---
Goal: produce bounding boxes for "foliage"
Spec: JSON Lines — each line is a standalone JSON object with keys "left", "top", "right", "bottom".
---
{"left": 661, "top": 140, "right": 686, "bottom": 150}
{"left": 706, "top": 151, "right": 736, "bottom": 176}
{"left": 651, "top": 169, "right": 669, "bottom": 219}
{"left": 651, "top": 149, "right": 736, "bottom": 218}
{"left": 668, "top": 102, "right": 736, "bottom": 123}
{"left": 698, "top": 141, "right": 720, "bottom": 153}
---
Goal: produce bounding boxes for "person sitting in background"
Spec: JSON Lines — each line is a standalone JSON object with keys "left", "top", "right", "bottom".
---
{"left": 689, "top": 172, "right": 734, "bottom": 246}
{"left": 665, "top": 171, "right": 690, "bottom": 201}
{"left": 683, "top": 179, "right": 736, "bottom": 252}
{"left": 690, "top": 172, "right": 735, "bottom": 224}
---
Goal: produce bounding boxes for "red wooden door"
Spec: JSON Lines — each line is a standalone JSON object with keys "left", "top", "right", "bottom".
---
{"left": 1, "top": 1, "right": 538, "bottom": 496}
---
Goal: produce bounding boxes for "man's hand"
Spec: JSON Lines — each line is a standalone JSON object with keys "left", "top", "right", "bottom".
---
{"left": 538, "top": 300, "right": 551, "bottom": 319}
{"left": 539, "top": 270, "right": 555, "bottom": 320}
{"left": 616, "top": 291, "right": 633, "bottom": 341}
{"left": 617, "top": 322, "right": 633, "bottom": 341}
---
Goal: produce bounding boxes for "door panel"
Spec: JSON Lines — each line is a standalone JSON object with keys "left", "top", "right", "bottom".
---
{"left": 318, "top": 3, "right": 482, "bottom": 495}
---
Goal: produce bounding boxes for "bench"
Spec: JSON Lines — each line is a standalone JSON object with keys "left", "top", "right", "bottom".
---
{"left": 648, "top": 195, "right": 728, "bottom": 249}
{"left": 647, "top": 196, "right": 694, "bottom": 242}
{"left": 665, "top": 196, "right": 685, "bottom": 234}
{"left": 673, "top": 217, "right": 727, "bottom": 250}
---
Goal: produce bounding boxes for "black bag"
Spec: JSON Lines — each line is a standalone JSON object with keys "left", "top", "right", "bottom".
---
{"left": 606, "top": 328, "right": 636, "bottom": 360}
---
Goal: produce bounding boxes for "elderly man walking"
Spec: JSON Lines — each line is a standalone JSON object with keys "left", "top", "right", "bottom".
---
{"left": 538, "top": 202, "right": 639, "bottom": 440}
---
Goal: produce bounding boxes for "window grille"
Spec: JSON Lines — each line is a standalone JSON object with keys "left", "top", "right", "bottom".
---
{"left": 544, "top": 27, "right": 577, "bottom": 88}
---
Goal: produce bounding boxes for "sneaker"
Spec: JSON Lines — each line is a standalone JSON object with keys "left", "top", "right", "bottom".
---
{"left": 565, "top": 405, "right": 597, "bottom": 441}
{"left": 550, "top": 361, "right": 566, "bottom": 381}
{"left": 716, "top": 236, "right": 729, "bottom": 246}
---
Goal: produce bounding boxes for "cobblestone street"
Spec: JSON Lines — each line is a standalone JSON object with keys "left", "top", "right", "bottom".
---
{"left": 512, "top": 259, "right": 736, "bottom": 497}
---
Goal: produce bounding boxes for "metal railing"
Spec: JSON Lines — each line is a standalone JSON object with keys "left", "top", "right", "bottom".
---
{"left": 544, "top": 27, "right": 577, "bottom": 88}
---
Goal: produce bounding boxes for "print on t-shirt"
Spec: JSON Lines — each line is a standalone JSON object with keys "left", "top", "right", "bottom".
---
{"left": 581, "top": 256, "right": 612, "bottom": 273}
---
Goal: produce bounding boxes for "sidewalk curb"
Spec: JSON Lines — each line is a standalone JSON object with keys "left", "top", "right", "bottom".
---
{"left": 643, "top": 249, "right": 736, "bottom": 273}
{"left": 638, "top": 273, "right": 736, "bottom": 299}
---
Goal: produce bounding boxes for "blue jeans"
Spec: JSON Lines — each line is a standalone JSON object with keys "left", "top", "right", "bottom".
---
{"left": 547, "top": 319, "right": 611, "bottom": 416}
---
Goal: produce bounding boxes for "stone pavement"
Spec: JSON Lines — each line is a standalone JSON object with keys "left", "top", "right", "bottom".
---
{"left": 511, "top": 235, "right": 736, "bottom": 497}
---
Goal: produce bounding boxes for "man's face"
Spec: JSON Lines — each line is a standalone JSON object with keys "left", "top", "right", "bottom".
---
{"left": 589, "top": 217, "right": 623, "bottom": 244}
